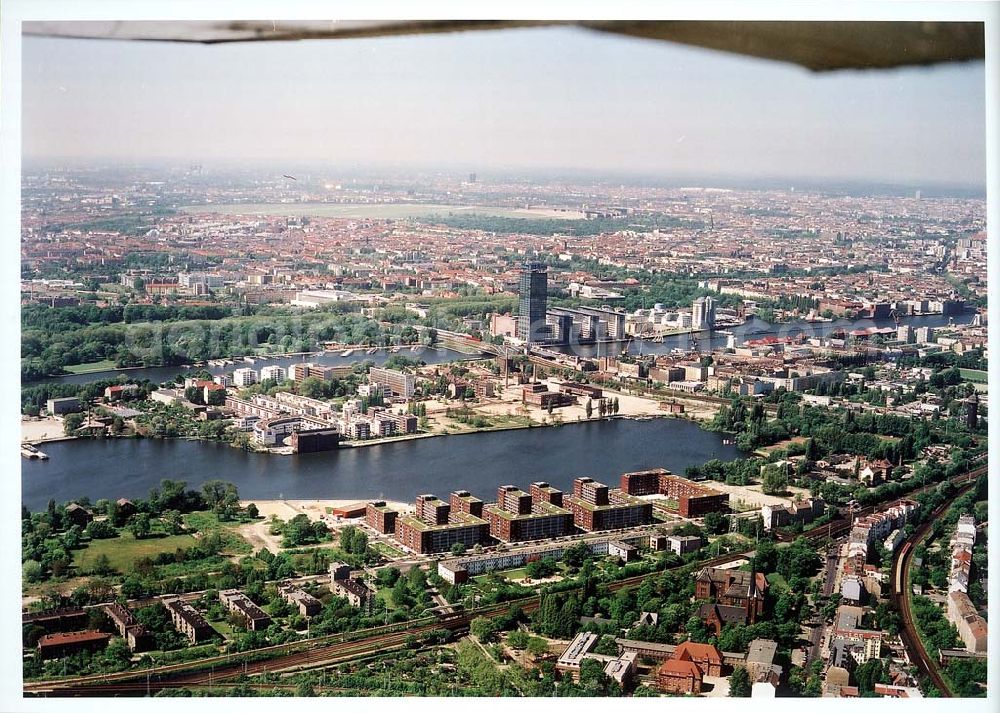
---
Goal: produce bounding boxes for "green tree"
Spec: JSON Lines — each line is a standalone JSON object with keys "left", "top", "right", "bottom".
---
{"left": 127, "top": 512, "right": 151, "bottom": 539}
{"left": 729, "top": 665, "right": 751, "bottom": 697}
{"left": 63, "top": 412, "right": 85, "bottom": 436}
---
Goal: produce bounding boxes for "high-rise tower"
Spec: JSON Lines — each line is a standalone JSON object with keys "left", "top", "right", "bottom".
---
{"left": 517, "top": 262, "right": 548, "bottom": 343}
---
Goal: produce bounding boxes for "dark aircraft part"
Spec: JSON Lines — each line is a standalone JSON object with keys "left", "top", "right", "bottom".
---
{"left": 23, "top": 20, "right": 985, "bottom": 72}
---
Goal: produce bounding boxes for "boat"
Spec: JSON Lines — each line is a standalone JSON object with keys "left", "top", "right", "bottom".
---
{"left": 391, "top": 346, "right": 401, "bottom": 353}
{"left": 341, "top": 349, "right": 353, "bottom": 357}
{"left": 21, "top": 444, "right": 49, "bottom": 460}
{"left": 410, "top": 345, "right": 418, "bottom": 352}
{"left": 367, "top": 347, "right": 378, "bottom": 355}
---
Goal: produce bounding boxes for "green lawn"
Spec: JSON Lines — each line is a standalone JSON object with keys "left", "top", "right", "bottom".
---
{"left": 766, "top": 572, "right": 790, "bottom": 593}
{"left": 370, "top": 541, "right": 407, "bottom": 559}
{"left": 182, "top": 511, "right": 253, "bottom": 555}
{"left": 62, "top": 359, "right": 118, "bottom": 374}
{"left": 73, "top": 533, "right": 198, "bottom": 573}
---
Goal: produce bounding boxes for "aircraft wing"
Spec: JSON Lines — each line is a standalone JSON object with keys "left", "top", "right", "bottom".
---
{"left": 22, "top": 19, "right": 986, "bottom": 72}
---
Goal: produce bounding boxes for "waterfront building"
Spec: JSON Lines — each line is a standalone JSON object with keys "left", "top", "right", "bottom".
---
{"left": 692, "top": 296, "right": 716, "bottom": 330}
{"left": 484, "top": 484, "right": 574, "bottom": 542}
{"left": 564, "top": 477, "right": 653, "bottom": 531}
{"left": 365, "top": 501, "right": 398, "bottom": 534}
{"left": 368, "top": 366, "right": 415, "bottom": 398}
{"left": 393, "top": 492, "right": 490, "bottom": 554}
{"left": 260, "top": 365, "right": 286, "bottom": 382}
{"left": 232, "top": 368, "right": 258, "bottom": 387}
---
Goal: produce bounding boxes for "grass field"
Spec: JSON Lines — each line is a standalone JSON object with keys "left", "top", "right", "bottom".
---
{"left": 755, "top": 436, "right": 808, "bottom": 456}
{"left": 959, "top": 368, "right": 988, "bottom": 383}
{"left": 370, "top": 541, "right": 406, "bottom": 559}
{"left": 180, "top": 202, "right": 585, "bottom": 220}
{"left": 182, "top": 511, "right": 253, "bottom": 555}
{"left": 62, "top": 360, "right": 118, "bottom": 374}
{"left": 766, "top": 572, "right": 790, "bottom": 593}
{"left": 73, "top": 533, "right": 198, "bottom": 573}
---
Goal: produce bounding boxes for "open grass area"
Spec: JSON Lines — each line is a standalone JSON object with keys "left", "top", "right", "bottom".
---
{"left": 766, "top": 572, "right": 790, "bottom": 593}
{"left": 62, "top": 359, "right": 118, "bottom": 374}
{"left": 370, "top": 541, "right": 406, "bottom": 559}
{"left": 72, "top": 533, "right": 198, "bottom": 574}
{"left": 182, "top": 511, "right": 253, "bottom": 555}
{"left": 754, "top": 436, "right": 807, "bottom": 456}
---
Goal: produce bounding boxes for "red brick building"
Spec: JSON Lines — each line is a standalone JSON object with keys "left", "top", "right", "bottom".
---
{"left": 485, "top": 485, "right": 574, "bottom": 542}
{"left": 37, "top": 630, "right": 112, "bottom": 660}
{"left": 657, "top": 658, "right": 703, "bottom": 695}
{"left": 365, "top": 501, "right": 398, "bottom": 534}
{"left": 695, "top": 566, "right": 768, "bottom": 633}
{"left": 564, "top": 478, "right": 653, "bottom": 531}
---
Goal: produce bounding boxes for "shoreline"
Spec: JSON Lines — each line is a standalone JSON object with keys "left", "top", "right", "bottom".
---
{"left": 24, "top": 411, "right": 716, "bottom": 457}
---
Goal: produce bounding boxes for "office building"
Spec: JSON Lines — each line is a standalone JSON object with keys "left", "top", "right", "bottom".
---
{"left": 517, "top": 262, "right": 549, "bottom": 343}
{"left": 692, "top": 296, "right": 716, "bottom": 330}
{"left": 368, "top": 366, "right": 415, "bottom": 398}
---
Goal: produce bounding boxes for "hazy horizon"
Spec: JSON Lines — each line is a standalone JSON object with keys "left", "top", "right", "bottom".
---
{"left": 22, "top": 24, "right": 987, "bottom": 189}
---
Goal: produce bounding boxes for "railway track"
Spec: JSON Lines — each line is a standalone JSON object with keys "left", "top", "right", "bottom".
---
{"left": 888, "top": 478, "right": 980, "bottom": 698}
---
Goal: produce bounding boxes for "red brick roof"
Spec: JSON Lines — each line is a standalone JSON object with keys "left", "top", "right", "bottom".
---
{"left": 660, "top": 659, "right": 702, "bottom": 679}
{"left": 674, "top": 640, "right": 723, "bottom": 664}
{"left": 38, "top": 630, "right": 110, "bottom": 646}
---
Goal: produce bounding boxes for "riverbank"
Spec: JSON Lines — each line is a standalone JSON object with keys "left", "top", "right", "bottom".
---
{"left": 21, "top": 417, "right": 74, "bottom": 444}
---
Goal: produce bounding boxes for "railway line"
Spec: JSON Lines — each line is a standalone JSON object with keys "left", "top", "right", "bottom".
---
{"left": 888, "top": 479, "right": 980, "bottom": 698}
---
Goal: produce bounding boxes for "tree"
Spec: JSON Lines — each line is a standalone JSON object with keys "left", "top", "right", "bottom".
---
{"left": 470, "top": 616, "right": 499, "bottom": 643}
{"left": 586, "top": 399, "right": 593, "bottom": 419}
{"left": 63, "top": 412, "right": 85, "bottom": 436}
{"left": 246, "top": 503, "right": 259, "bottom": 519}
{"left": 729, "top": 666, "right": 751, "bottom": 697}
{"left": 704, "top": 511, "right": 727, "bottom": 535}
{"left": 127, "top": 512, "right": 151, "bottom": 540}
{"left": 526, "top": 637, "right": 549, "bottom": 658}
{"left": 450, "top": 542, "right": 467, "bottom": 556}
{"left": 761, "top": 467, "right": 788, "bottom": 495}
{"left": 91, "top": 553, "right": 114, "bottom": 575}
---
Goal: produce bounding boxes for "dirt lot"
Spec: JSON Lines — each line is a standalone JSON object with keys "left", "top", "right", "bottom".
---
{"left": 21, "top": 416, "right": 68, "bottom": 443}
{"left": 237, "top": 499, "right": 411, "bottom": 552}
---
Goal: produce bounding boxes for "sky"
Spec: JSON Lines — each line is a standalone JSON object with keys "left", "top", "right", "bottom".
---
{"left": 21, "top": 24, "right": 987, "bottom": 187}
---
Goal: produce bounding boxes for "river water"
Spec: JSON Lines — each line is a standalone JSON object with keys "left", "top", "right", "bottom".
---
{"left": 20, "top": 418, "right": 741, "bottom": 511}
